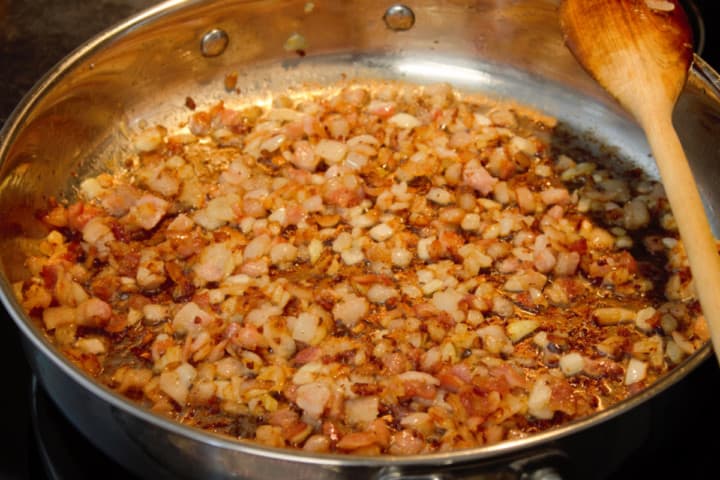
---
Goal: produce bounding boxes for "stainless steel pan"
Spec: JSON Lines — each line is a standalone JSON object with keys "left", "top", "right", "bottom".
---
{"left": 2, "top": 1, "right": 720, "bottom": 478}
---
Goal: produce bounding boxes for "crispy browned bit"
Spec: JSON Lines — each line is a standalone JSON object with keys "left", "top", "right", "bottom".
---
{"left": 224, "top": 72, "right": 238, "bottom": 92}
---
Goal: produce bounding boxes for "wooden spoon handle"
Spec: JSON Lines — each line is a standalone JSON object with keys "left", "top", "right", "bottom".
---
{"left": 644, "top": 116, "right": 720, "bottom": 364}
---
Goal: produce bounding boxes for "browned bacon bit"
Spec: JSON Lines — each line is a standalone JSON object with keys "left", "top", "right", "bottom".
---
{"left": 16, "top": 80, "right": 709, "bottom": 455}
{"left": 224, "top": 72, "right": 238, "bottom": 92}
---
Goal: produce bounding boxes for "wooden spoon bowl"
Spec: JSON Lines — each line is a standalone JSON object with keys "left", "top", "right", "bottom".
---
{"left": 559, "top": 0, "right": 720, "bottom": 365}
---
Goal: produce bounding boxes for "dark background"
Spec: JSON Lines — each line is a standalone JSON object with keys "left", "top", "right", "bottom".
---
{"left": 1, "top": 1, "right": 719, "bottom": 479}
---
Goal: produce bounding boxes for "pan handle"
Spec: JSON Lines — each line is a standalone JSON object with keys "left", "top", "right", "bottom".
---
{"left": 374, "top": 448, "right": 572, "bottom": 480}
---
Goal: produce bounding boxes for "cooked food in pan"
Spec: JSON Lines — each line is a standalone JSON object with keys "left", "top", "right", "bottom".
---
{"left": 14, "top": 80, "right": 707, "bottom": 454}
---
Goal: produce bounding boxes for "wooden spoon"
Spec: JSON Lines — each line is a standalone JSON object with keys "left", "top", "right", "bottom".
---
{"left": 559, "top": 0, "right": 720, "bottom": 365}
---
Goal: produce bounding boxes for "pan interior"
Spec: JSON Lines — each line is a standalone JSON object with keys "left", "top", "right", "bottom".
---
{"left": 1, "top": 0, "right": 719, "bottom": 475}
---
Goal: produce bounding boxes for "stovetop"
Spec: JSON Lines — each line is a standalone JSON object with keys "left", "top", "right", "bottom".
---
{"left": 1, "top": 1, "right": 720, "bottom": 479}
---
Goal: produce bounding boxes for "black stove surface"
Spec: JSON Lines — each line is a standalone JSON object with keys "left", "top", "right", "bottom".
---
{"left": 2, "top": 1, "right": 720, "bottom": 479}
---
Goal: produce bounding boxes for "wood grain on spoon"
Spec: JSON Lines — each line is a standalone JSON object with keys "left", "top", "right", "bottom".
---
{"left": 559, "top": 0, "right": 720, "bottom": 365}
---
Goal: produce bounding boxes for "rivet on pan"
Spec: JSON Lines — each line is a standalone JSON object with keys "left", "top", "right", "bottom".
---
{"left": 201, "top": 28, "right": 229, "bottom": 57}
{"left": 383, "top": 4, "right": 415, "bottom": 31}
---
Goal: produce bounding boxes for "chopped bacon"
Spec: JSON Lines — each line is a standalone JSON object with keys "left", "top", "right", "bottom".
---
{"left": 228, "top": 324, "right": 268, "bottom": 350}
{"left": 463, "top": 159, "right": 498, "bottom": 195}
{"left": 76, "top": 298, "right": 112, "bottom": 328}
{"left": 388, "top": 430, "right": 424, "bottom": 455}
{"left": 546, "top": 376, "right": 577, "bottom": 416}
{"left": 437, "top": 366, "right": 468, "bottom": 393}
{"left": 402, "top": 380, "right": 437, "bottom": 400}
{"left": 67, "top": 201, "right": 103, "bottom": 230}
{"left": 189, "top": 111, "right": 212, "bottom": 136}
{"left": 267, "top": 407, "right": 300, "bottom": 429}
{"left": 20, "top": 80, "right": 693, "bottom": 457}
{"left": 336, "top": 432, "right": 377, "bottom": 451}
{"left": 294, "top": 346, "right": 322, "bottom": 364}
